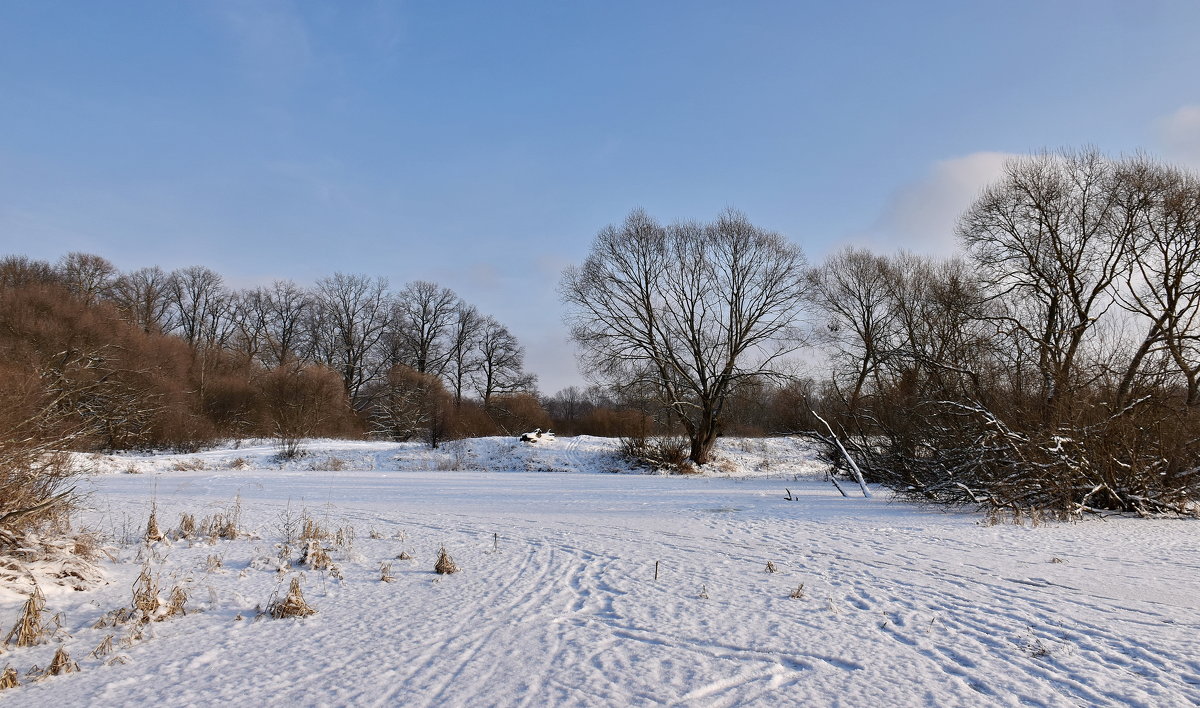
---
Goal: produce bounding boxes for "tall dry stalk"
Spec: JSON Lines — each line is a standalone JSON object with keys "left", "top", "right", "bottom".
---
{"left": 4, "top": 586, "right": 47, "bottom": 647}
{"left": 268, "top": 576, "right": 316, "bottom": 619}
{"left": 434, "top": 546, "right": 459, "bottom": 575}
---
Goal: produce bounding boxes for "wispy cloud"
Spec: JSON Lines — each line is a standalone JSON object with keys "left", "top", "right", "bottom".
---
{"left": 847, "top": 151, "right": 1014, "bottom": 258}
{"left": 1156, "top": 105, "right": 1200, "bottom": 168}
{"left": 210, "top": 0, "right": 313, "bottom": 88}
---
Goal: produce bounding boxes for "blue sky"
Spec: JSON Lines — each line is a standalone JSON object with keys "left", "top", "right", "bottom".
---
{"left": 2, "top": 1, "right": 1199, "bottom": 392}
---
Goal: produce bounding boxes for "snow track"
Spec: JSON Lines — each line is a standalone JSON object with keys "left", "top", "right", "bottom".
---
{"left": 2, "top": 439, "right": 1198, "bottom": 706}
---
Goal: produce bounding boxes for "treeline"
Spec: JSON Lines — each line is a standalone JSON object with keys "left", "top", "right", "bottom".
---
{"left": 805, "top": 151, "right": 1200, "bottom": 514}
{"left": 0, "top": 255, "right": 546, "bottom": 452}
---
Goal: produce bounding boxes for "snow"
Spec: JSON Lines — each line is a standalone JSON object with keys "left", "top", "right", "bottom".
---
{"left": 2, "top": 437, "right": 1198, "bottom": 706}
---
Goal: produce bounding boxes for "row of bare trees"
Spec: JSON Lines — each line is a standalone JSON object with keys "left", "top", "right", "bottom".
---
{"left": 1, "top": 255, "right": 541, "bottom": 451}
{"left": 806, "top": 150, "right": 1200, "bottom": 514}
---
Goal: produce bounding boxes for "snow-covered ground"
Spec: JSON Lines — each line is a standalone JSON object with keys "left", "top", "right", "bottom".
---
{"left": 2, "top": 437, "right": 1198, "bottom": 706}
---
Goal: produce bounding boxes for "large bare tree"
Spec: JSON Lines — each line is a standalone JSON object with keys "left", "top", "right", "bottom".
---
{"left": 561, "top": 208, "right": 808, "bottom": 464}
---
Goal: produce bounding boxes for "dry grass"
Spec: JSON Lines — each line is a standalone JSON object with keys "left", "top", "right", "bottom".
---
{"left": 334, "top": 526, "right": 355, "bottom": 548}
{"left": 201, "top": 496, "right": 242, "bottom": 541}
{"left": 206, "top": 554, "right": 223, "bottom": 573}
{"left": 268, "top": 576, "right": 316, "bottom": 619}
{"left": 434, "top": 546, "right": 459, "bottom": 575}
{"left": 144, "top": 505, "right": 164, "bottom": 543}
{"left": 299, "top": 514, "right": 330, "bottom": 542}
{"left": 227, "top": 457, "right": 249, "bottom": 470}
{"left": 4, "top": 586, "right": 47, "bottom": 647}
{"left": 122, "top": 464, "right": 143, "bottom": 475}
{"left": 789, "top": 583, "right": 806, "bottom": 599}
{"left": 0, "top": 665, "right": 17, "bottom": 690}
{"left": 90, "top": 634, "right": 115, "bottom": 659}
{"left": 176, "top": 513, "right": 196, "bottom": 540}
{"left": 131, "top": 562, "right": 162, "bottom": 622}
{"left": 170, "top": 458, "right": 206, "bottom": 471}
{"left": 46, "top": 646, "right": 79, "bottom": 676}
{"left": 396, "top": 551, "right": 413, "bottom": 561}
{"left": 698, "top": 584, "right": 709, "bottom": 599}
{"left": 72, "top": 531, "right": 104, "bottom": 560}
{"left": 380, "top": 562, "right": 395, "bottom": 583}
{"left": 309, "top": 456, "right": 349, "bottom": 472}
{"left": 368, "top": 529, "right": 383, "bottom": 540}
{"left": 765, "top": 561, "right": 778, "bottom": 574}
{"left": 300, "top": 540, "right": 335, "bottom": 572}
{"left": 162, "top": 585, "right": 188, "bottom": 619}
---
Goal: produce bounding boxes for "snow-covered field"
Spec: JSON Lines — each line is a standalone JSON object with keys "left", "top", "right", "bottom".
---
{"left": 2, "top": 437, "right": 1198, "bottom": 707}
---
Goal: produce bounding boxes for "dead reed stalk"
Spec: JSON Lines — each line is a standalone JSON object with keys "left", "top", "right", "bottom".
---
{"left": 47, "top": 646, "right": 79, "bottom": 676}
{"left": 0, "top": 665, "right": 17, "bottom": 689}
{"left": 90, "top": 634, "right": 114, "bottom": 659}
{"left": 162, "top": 586, "right": 187, "bottom": 619}
{"left": 177, "top": 513, "right": 196, "bottom": 540}
{"left": 144, "top": 505, "right": 164, "bottom": 543}
{"left": 4, "top": 586, "right": 47, "bottom": 647}
{"left": 268, "top": 576, "right": 316, "bottom": 619}
{"left": 131, "top": 563, "right": 161, "bottom": 622}
{"left": 434, "top": 546, "right": 459, "bottom": 575}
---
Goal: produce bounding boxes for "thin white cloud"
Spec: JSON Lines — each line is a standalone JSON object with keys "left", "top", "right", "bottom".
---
{"left": 850, "top": 151, "right": 1014, "bottom": 258}
{"left": 1156, "top": 105, "right": 1200, "bottom": 168}
{"left": 212, "top": 0, "right": 313, "bottom": 87}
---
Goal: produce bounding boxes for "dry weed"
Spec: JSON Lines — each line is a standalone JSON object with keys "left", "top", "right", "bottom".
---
{"left": 698, "top": 585, "right": 709, "bottom": 599}
{"left": 131, "top": 563, "right": 161, "bottom": 622}
{"left": 334, "top": 526, "right": 355, "bottom": 549}
{"left": 765, "top": 561, "right": 778, "bottom": 574}
{"left": 170, "top": 458, "right": 206, "bottom": 471}
{"left": 206, "top": 554, "right": 223, "bottom": 573}
{"left": 4, "top": 586, "right": 47, "bottom": 647}
{"left": 789, "top": 583, "right": 806, "bottom": 599}
{"left": 396, "top": 551, "right": 413, "bottom": 561}
{"left": 268, "top": 576, "right": 316, "bottom": 619}
{"left": 227, "top": 457, "right": 249, "bottom": 470}
{"left": 144, "top": 505, "right": 165, "bottom": 543}
{"left": 162, "top": 585, "right": 188, "bottom": 619}
{"left": 299, "top": 514, "right": 329, "bottom": 542}
{"left": 176, "top": 513, "right": 196, "bottom": 540}
{"left": 46, "top": 646, "right": 79, "bottom": 676}
{"left": 92, "top": 607, "right": 133, "bottom": 629}
{"left": 380, "top": 562, "right": 395, "bottom": 583}
{"left": 0, "top": 665, "right": 17, "bottom": 690}
{"left": 72, "top": 531, "right": 103, "bottom": 560}
{"left": 90, "top": 634, "right": 115, "bottom": 659}
{"left": 434, "top": 546, "right": 459, "bottom": 575}
{"left": 122, "top": 464, "right": 142, "bottom": 475}
{"left": 300, "top": 540, "right": 335, "bottom": 572}
{"left": 369, "top": 529, "right": 383, "bottom": 540}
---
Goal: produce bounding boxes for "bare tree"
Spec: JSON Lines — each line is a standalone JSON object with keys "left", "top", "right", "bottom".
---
{"left": 1113, "top": 159, "right": 1200, "bottom": 406}
{"left": 958, "top": 148, "right": 1136, "bottom": 423}
{"left": 474, "top": 316, "right": 534, "bottom": 405}
{"left": 389, "top": 281, "right": 461, "bottom": 376}
{"left": 109, "top": 266, "right": 175, "bottom": 334}
{"left": 228, "top": 280, "right": 312, "bottom": 368}
{"left": 805, "top": 247, "right": 897, "bottom": 409}
{"left": 169, "top": 266, "right": 233, "bottom": 350}
{"left": 56, "top": 252, "right": 116, "bottom": 304}
{"left": 445, "top": 302, "right": 484, "bottom": 407}
{"left": 310, "top": 273, "right": 391, "bottom": 407}
{"left": 561, "top": 208, "right": 808, "bottom": 464}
